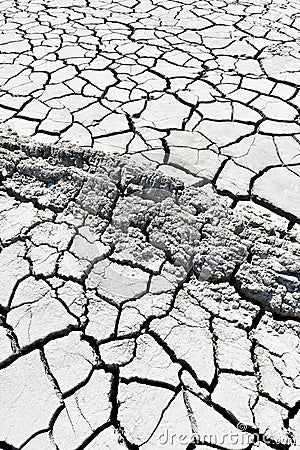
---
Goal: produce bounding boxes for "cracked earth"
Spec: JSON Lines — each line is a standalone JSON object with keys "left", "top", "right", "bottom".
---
{"left": 0, "top": 129, "right": 299, "bottom": 450}
{"left": 0, "top": 0, "right": 300, "bottom": 219}
{"left": 0, "top": 0, "right": 300, "bottom": 449}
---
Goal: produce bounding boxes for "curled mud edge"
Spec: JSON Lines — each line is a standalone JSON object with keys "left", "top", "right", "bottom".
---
{"left": 0, "top": 128, "right": 299, "bottom": 450}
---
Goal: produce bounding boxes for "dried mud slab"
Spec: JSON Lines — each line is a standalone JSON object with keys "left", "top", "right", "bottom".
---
{"left": 0, "top": 129, "right": 299, "bottom": 450}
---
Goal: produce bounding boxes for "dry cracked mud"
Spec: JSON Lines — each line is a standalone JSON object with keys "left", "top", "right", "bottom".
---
{"left": 0, "top": 0, "right": 300, "bottom": 449}
{"left": 0, "top": 0, "right": 300, "bottom": 220}
{"left": 0, "top": 129, "right": 299, "bottom": 450}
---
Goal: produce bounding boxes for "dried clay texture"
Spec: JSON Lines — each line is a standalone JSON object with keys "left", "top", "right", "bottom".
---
{"left": 0, "top": 130, "right": 299, "bottom": 449}
{"left": 0, "top": 0, "right": 299, "bottom": 219}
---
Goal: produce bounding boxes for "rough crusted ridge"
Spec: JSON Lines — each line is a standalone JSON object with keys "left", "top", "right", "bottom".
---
{"left": 0, "top": 129, "right": 299, "bottom": 450}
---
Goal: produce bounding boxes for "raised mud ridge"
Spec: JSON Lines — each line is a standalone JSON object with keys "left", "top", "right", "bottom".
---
{"left": 0, "top": 129, "right": 299, "bottom": 450}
